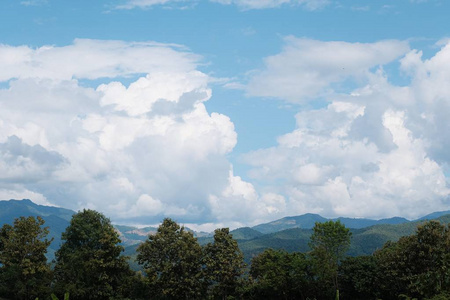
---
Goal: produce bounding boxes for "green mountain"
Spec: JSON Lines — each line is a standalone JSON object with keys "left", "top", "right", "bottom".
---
{"left": 0, "top": 199, "right": 75, "bottom": 259}
{"left": 253, "top": 213, "right": 410, "bottom": 234}
{"left": 2, "top": 199, "right": 450, "bottom": 265}
{"left": 0, "top": 200, "right": 154, "bottom": 259}
{"left": 252, "top": 213, "right": 327, "bottom": 233}
{"left": 417, "top": 210, "right": 450, "bottom": 220}
{"left": 238, "top": 214, "right": 450, "bottom": 262}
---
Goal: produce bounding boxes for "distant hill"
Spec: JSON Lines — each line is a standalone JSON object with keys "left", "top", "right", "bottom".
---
{"left": 231, "top": 227, "right": 264, "bottom": 240}
{"left": 114, "top": 225, "right": 157, "bottom": 246}
{"left": 253, "top": 213, "right": 327, "bottom": 234}
{"left": 0, "top": 199, "right": 152, "bottom": 259}
{"left": 0, "top": 199, "right": 76, "bottom": 259}
{"left": 417, "top": 210, "right": 450, "bottom": 220}
{"left": 253, "top": 213, "right": 410, "bottom": 234}
{"left": 238, "top": 214, "right": 450, "bottom": 262}
{"left": 2, "top": 199, "right": 450, "bottom": 265}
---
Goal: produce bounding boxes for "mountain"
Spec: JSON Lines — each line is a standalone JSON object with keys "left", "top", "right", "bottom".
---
{"left": 253, "top": 213, "right": 327, "bottom": 234}
{"left": 231, "top": 227, "right": 265, "bottom": 240}
{"left": 238, "top": 214, "right": 450, "bottom": 262}
{"left": 0, "top": 199, "right": 74, "bottom": 224}
{"left": 114, "top": 225, "right": 157, "bottom": 246}
{"left": 252, "top": 213, "right": 410, "bottom": 234}
{"left": 2, "top": 198, "right": 450, "bottom": 265}
{"left": 0, "top": 199, "right": 76, "bottom": 259}
{"left": 417, "top": 210, "right": 450, "bottom": 220}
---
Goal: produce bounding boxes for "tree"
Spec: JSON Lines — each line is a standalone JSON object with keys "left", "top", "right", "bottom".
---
{"left": 137, "top": 218, "right": 206, "bottom": 299}
{"left": 249, "top": 249, "right": 312, "bottom": 300}
{"left": 309, "top": 220, "right": 351, "bottom": 298}
{"left": 374, "top": 220, "right": 450, "bottom": 299}
{"left": 0, "top": 216, "right": 53, "bottom": 300}
{"left": 339, "top": 255, "right": 379, "bottom": 300}
{"left": 53, "top": 209, "right": 132, "bottom": 300}
{"left": 204, "top": 228, "right": 245, "bottom": 299}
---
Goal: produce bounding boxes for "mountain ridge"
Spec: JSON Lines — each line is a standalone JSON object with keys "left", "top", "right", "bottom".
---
{"left": 1, "top": 199, "right": 450, "bottom": 262}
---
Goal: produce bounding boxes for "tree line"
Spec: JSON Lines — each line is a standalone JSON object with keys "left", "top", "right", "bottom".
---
{"left": 0, "top": 209, "right": 449, "bottom": 300}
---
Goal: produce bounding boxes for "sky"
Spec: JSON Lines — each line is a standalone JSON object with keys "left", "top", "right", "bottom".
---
{"left": 0, "top": 0, "right": 449, "bottom": 230}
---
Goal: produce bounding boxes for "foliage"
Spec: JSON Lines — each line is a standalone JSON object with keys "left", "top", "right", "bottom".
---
{"left": 309, "top": 220, "right": 351, "bottom": 297}
{"left": 0, "top": 216, "right": 53, "bottom": 300}
{"left": 137, "top": 218, "right": 205, "bottom": 299}
{"left": 204, "top": 228, "right": 246, "bottom": 299}
{"left": 248, "top": 249, "right": 312, "bottom": 300}
{"left": 374, "top": 220, "right": 450, "bottom": 300}
{"left": 53, "top": 209, "right": 131, "bottom": 300}
{"left": 51, "top": 292, "right": 70, "bottom": 300}
{"left": 339, "top": 255, "right": 379, "bottom": 299}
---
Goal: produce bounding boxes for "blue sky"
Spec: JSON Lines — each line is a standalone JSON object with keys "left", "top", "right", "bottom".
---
{"left": 0, "top": 0, "right": 449, "bottom": 230}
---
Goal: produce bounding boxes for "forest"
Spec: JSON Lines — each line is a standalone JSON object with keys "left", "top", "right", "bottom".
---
{"left": 1, "top": 209, "right": 449, "bottom": 300}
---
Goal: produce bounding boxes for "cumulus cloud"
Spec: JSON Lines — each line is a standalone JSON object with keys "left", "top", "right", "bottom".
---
{"left": 209, "top": 170, "right": 287, "bottom": 226}
{"left": 243, "top": 39, "right": 450, "bottom": 220}
{"left": 246, "top": 37, "right": 410, "bottom": 102}
{"left": 0, "top": 39, "right": 262, "bottom": 227}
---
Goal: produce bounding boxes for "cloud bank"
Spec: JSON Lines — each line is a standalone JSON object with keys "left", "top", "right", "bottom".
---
{"left": 0, "top": 39, "right": 281, "bottom": 227}
{"left": 1, "top": 37, "right": 449, "bottom": 227}
{"left": 243, "top": 37, "right": 450, "bottom": 219}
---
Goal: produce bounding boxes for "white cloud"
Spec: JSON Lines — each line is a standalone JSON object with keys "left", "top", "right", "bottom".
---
{"left": 1, "top": 37, "right": 449, "bottom": 227}
{"left": 0, "top": 39, "right": 199, "bottom": 81}
{"left": 20, "top": 0, "right": 48, "bottom": 6}
{"left": 116, "top": 0, "right": 329, "bottom": 10}
{"left": 0, "top": 39, "right": 260, "bottom": 227}
{"left": 246, "top": 37, "right": 409, "bottom": 102}
{"left": 97, "top": 71, "right": 210, "bottom": 116}
{"left": 210, "top": 0, "right": 330, "bottom": 10}
{"left": 243, "top": 39, "right": 450, "bottom": 220}
{"left": 208, "top": 170, "right": 287, "bottom": 225}
{"left": 0, "top": 189, "right": 52, "bottom": 206}
{"left": 115, "top": 0, "right": 194, "bottom": 9}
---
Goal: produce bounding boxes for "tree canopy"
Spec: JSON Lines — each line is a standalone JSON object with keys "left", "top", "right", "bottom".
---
{"left": 53, "top": 209, "right": 131, "bottom": 300}
{"left": 137, "top": 218, "right": 206, "bottom": 299}
{"left": 204, "top": 228, "right": 246, "bottom": 299}
{"left": 309, "top": 220, "right": 351, "bottom": 298}
{"left": 0, "top": 216, "right": 53, "bottom": 300}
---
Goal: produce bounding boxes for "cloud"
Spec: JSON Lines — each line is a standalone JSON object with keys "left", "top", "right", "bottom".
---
{"left": 0, "top": 136, "right": 66, "bottom": 181}
{"left": 114, "top": 0, "right": 195, "bottom": 9}
{"left": 0, "top": 39, "right": 264, "bottom": 227}
{"left": 1, "top": 37, "right": 449, "bottom": 227}
{"left": 20, "top": 0, "right": 48, "bottom": 6}
{"left": 115, "top": 0, "right": 329, "bottom": 10}
{"left": 0, "top": 39, "right": 199, "bottom": 81}
{"left": 242, "top": 39, "right": 450, "bottom": 220}
{"left": 246, "top": 37, "right": 410, "bottom": 102}
{"left": 210, "top": 0, "right": 330, "bottom": 10}
{"left": 208, "top": 170, "right": 287, "bottom": 225}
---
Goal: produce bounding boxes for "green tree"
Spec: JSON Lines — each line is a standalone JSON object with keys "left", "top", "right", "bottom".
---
{"left": 204, "top": 228, "right": 245, "bottom": 299}
{"left": 137, "top": 218, "right": 206, "bottom": 299}
{"left": 374, "top": 239, "right": 413, "bottom": 300}
{"left": 0, "top": 216, "right": 53, "bottom": 300}
{"left": 53, "top": 209, "right": 132, "bottom": 300}
{"left": 309, "top": 220, "right": 351, "bottom": 298}
{"left": 249, "top": 249, "right": 312, "bottom": 300}
{"left": 375, "top": 220, "right": 450, "bottom": 299}
{"left": 339, "top": 255, "right": 379, "bottom": 300}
